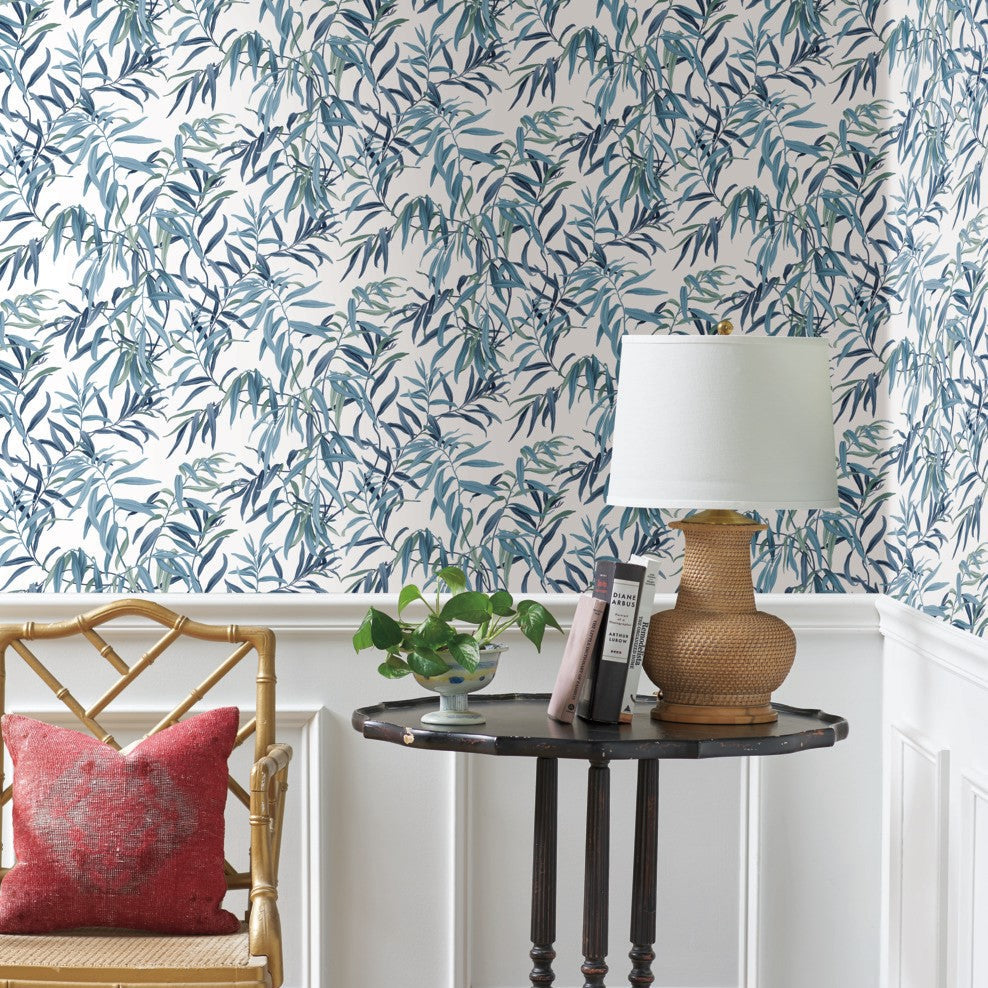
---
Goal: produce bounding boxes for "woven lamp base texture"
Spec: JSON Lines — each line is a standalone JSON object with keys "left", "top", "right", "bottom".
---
{"left": 643, "top": 511, "right": 797, "bottom": 725}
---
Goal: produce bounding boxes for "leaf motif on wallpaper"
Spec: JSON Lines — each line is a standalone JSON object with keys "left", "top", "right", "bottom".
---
{"left": 879, "top": 2, "right": 988, "bottom": 632}
{"left": 0, "top": 0, "right": 947, "bottom": 612}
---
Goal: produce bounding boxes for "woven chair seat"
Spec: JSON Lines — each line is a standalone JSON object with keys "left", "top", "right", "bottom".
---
{"left": 0, "top": 927, "right": 268, "bottom": 984}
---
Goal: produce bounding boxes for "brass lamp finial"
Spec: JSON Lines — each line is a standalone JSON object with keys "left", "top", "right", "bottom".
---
{"left": 715, "top": 318, "right": 734, "bottom": 335}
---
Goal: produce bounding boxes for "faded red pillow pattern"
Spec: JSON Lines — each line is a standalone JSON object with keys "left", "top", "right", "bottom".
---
{"left": 0, "top": 707, "right": 240, "bottom": 934}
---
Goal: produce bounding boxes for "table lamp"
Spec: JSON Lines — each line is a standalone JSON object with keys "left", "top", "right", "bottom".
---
{"left": 606, "top": 322, "right": 838, "bottom": 725}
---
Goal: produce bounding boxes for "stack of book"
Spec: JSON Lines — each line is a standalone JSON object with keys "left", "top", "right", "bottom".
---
{"left": 548, "top": 554, "right": 660, "bottom": 725}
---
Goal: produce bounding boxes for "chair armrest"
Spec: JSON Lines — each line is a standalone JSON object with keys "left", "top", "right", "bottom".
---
{"left": 248, "top": 743, "right": 292, "bottom": 988}
{"left": 249, "top": 742, "right": 292, "bottom": 878}
{"left": 252, "top": 742, "right": 293, "bottom": 791}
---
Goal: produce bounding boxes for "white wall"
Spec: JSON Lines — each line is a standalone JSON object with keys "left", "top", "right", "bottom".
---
{"left": 0, "top": 592, "right": 884, "bottom": 988}
{"left": 2, "top": 592, "right": 980, "bottom": 987}
{"left": 878, "top": 600, "right": 988, "bottom": 988}
{"left": 759, "top": 597, "right": 884, "bottom": 988}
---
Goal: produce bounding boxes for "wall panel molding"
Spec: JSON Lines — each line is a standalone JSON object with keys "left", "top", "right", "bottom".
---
{"left": 881, "top": 601, "right": 988, "bottom": 988}
{"left": 451, "top": 752, "right": 473, "bottom": 988}
{"left": 957, "top": 772, "right": 988, "bottom": 988}
{"left": 0, "top": 590, "right": 882, "bottom": 633}
{"left": 738, "top": 756, "right": 761, "bottom": 988}
{"left": 878, "top": 598, "right": 988, "bottom": 691}
{"left": 886, "top": 726, "right": 950, "bottom": 988}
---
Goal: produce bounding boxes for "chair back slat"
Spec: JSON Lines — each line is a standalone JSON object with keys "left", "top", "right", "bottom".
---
{"left": 81, "top": 628, "right": 131, "bottom": 675}
{"left": 142, "top": 641, "right": 254, "bottom": 740}
{"left": 0, "top": 599, "right": 277, "bottom": 898}
{"left": 86, "top": 622, "right": 187, "bottom": 719}
{"left": 236, "top": 717, "right": 257, "bottom": 747}
{"left": 10, "top": 640, "right": 118, "bottom": 746}
{"left": 228, "top": 775, "right": 252, "bottom": 810}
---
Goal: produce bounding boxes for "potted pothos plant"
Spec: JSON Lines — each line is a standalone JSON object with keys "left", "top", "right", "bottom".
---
{"left": 353, "top": 566, "right": 562, "bottom": 726}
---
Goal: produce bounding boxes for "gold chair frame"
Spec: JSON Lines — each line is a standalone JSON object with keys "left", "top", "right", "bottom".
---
{"left": 0, "top": 599, "right": 292, "bottom": 988}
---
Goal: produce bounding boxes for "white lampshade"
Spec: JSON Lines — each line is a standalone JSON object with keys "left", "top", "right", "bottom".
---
{"left": 607, "top": 335, "right": 838, "bottom": 510}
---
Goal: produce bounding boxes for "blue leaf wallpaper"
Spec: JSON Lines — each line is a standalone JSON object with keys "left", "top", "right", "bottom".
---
{"left": 0, "top": 0, "right": 977, "bottom": 628}
{"left": 883, "top": 3, "right": 988, "bottom": 634}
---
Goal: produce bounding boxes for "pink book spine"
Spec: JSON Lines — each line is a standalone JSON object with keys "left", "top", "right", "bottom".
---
{"left": 547, "top": 594, "right": 607, "bottom": 723}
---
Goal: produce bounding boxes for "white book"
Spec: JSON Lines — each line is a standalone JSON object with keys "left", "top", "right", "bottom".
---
{"left": 619, "top": 553, "right": 662, "bottom": 722}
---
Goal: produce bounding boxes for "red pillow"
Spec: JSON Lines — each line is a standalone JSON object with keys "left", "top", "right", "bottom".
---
{"left": 0, "top": 707, "right": 240, "bottom": 934}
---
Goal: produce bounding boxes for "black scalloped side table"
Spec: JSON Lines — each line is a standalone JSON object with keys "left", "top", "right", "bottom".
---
{"left": 352, "top": 693, "right": 848, "bottom": 987}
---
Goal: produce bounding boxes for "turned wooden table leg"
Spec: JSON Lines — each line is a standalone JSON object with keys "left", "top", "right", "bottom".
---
{"left": 629, "top": 759, "right": 659, "bottom": 986}
{"left": 581, "top": 758, "right": 610, "bottom": 988}
{"left": 530, "top": 756, "right": 558, "bottom": 986}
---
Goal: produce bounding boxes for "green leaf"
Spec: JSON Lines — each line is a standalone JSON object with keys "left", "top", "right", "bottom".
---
{"left": 411, "top": 614, "right": 455, "bottom": 650}
{"left": 378, "top": 655, "right": 412, "bottom": 679}
{"left": 541, "top": 604, "right": 563, "bottom": 632}
{"left": 516, "top": 602, "right": 562, "bottom": 652}
{"left": 517, "top": 600, "right": 563, "bottom": 631}
{"left": 437, "top": 566, "right": 467, "bottom": 593}
{"left": 490, "top": 589, "right": 515, "bottom": 616}
{"left": 398, "top": 584, "right": 424, "bottom": 614}
{"left": 448, "top": 633, "right": 480, "bottom": 673}
{"left": 440, "top": 591, "right": 493, "bottom": 624}
{"left": 353, "top": 607, "right": 403, "bottom": 652}
{"left": 353, "top": 611, "right": 374, "bottom": 652}
{"left": 371, "top": 608, "right": 405, "bottom": 649}
{"left": 407, "top": 648, "right": 450, "bottom": 678}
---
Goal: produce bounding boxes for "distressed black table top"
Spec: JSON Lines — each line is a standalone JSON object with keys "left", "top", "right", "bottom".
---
{"left": 351, "top": 693, "right": 849, "bottom": 761}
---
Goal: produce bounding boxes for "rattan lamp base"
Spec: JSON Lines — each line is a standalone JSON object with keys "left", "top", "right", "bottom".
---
{"left": 642, "top": 510, "right": 797, "bottom": 726}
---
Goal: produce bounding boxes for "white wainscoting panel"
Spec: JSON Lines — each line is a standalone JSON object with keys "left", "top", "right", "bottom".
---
{"left": 0, "top": 592, "right": 883, "bottom": 988}
{"left": 755, "top": 597, "right": 884, "bottom": 988}
{"left": 886, "top": 727, "right": 949, "bottom": 988}
{"left": 958, "top": 773, "right": 988, "bottom": 988}
{"left": 879, "top": 598, "right": 988, "bottom": 988}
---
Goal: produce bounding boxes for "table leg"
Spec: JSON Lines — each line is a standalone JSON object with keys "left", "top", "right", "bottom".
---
{"left": 530, "top": 756, "right": 558, "bottom": 986}
{"left": 581, "top": 758, "right": 610, "bottom": 988}
{"left": 628, "top": 759, "right": 659, "bottom": 986}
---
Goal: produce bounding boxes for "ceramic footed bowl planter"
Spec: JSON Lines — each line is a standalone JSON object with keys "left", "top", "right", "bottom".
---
{"left": 413, "top": 645, "right": 505, "bottom": 726}
{"left": 353, "top": 566, "right": 562, "bottom": 729}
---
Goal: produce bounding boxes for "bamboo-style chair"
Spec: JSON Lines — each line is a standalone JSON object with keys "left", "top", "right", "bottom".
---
{"left": 0, "top": 599, "right": 292, "bottom": 988}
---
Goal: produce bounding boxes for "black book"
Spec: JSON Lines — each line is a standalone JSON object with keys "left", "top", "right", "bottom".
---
{"left": 579, "top": 558, "right": 647, "bottom": 723}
